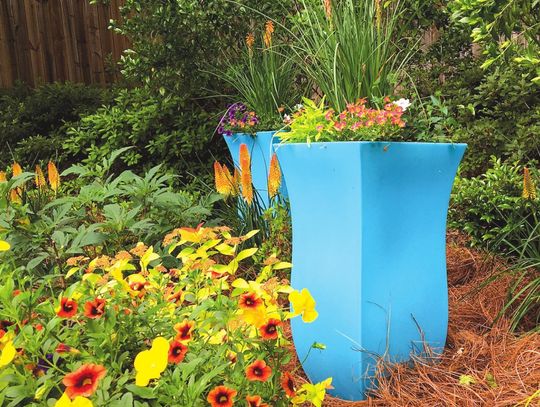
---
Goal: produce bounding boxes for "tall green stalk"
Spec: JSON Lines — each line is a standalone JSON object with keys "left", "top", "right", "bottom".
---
{"left": 217, "top": 25, "right": 298, "bottom": 128}
{"left": 291, "top": 0, "right": 412, "bottom": 111}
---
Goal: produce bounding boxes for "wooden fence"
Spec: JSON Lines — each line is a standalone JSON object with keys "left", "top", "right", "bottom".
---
{"left": 0, "top": 0, "right": 130, "bottom": 88}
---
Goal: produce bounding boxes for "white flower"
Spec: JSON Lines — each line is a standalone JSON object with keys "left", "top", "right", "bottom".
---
{"left": 294, "top": 104, "right": 304, "bottom": 111}
{"left": 393, "top": 98, "right": 411, "bottom": 111}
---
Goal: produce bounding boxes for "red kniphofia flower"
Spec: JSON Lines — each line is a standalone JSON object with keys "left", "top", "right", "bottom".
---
{"left": 83, "top": 298, "right": 106, "bottom": 319}
{"left": 281, "top": 372, "right": 296, "bottom": 397}
{"left": 174, "top": 320, "right": 195, "bottom": 343}
{"left": 245, "top": 359, "right": 272, "bottom": 382}
{"left": 238, "top": 292, "right": 263, "bottom": 310}
{"left": 62, "top": 363, "right": 106, "bottom": 398}
{"left": 168, "top": 340, "right": 188, "bottom": 364}
{"left": 207, "top": 385, "right": 237, "bottom": 407}
{"left": 57, "top": 298, "right": 78, "bottom": 318}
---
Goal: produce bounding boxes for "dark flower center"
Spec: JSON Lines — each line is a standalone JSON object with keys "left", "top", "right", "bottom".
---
{"left": 218, "top": 393, "right": 229, "bottom": 403}
{"left": 76, "top": 374, "right": 93, "bottom": 388}
{"left": 253, "top": 367, "right": 262, "bottom": 376}
{"left": 266, "top": 325, "right": 276, "bottom": 333}
{"left": 63, "top": 304, "right": 73, "bottom": 312}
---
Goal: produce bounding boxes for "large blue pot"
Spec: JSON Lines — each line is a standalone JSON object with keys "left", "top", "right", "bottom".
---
{"left": 223, "top": 131, "right": 288, "bottom": 208}
{"left": 275, "top": 141, "right": 466, "bottom": 400}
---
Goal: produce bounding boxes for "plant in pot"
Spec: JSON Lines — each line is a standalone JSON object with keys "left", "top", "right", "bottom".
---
{"left": 216, "top": 21, "right": 298, "bottom": 208}
{"left": 274, "top": 0, "right": 467, "bottom": 401}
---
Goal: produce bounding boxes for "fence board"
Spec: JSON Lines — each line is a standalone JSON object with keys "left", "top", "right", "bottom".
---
{"left": 0, "top": 0, "right": 129, "bottom": 88}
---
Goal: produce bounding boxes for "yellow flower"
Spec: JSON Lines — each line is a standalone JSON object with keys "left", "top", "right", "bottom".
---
{"left": 134, "top": 337, "right": 169, "bottom": 386}
{"left": 54, "top": 393, "right": 93, "bottom": 407}
{"left": 214, "top": 162, "right": 232, "bottom": 197}
{"left": 35, "top": 165, "right": 46, "bottom": 189}
{"left": 523, "top": 167, "right": 537, "bottom": 200}
{"left": 48, "top": 161, "right": 60, "bottom": 192}
{"left": 289, "top": 288, "right": 318, "bottom": 323}
{"left": 0, "top": 240, "right": 10, "bottom": 251}
{"left": 0, "top": 171, "right": 6, "bottom": 182}
{"left": 292, "top": 378, "right": 332, "bottom": 407}
{"left": 264, "top": 20, "right": 274, "bottom": 47}
{"left": 0, "top": 340, "right": 16, "bottom": 368}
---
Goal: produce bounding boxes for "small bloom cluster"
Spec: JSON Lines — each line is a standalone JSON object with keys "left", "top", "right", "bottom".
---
{"left": 325, "top": 97, "right": 406, "bottom": 135}
{"left": 218, "top": 103, "right": 259, "bottom": 136}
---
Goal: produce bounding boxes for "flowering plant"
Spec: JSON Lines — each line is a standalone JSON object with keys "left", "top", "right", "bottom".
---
{"left": 0, "top": 226, "right": 330, "bottom": 406}
{"left": 281, "top": 97, "right": 410, "bottom": 143}
{"left": 216, "top": 21, "right": 298, "bottom": 133}
{"left": 217, "top": 103, "right": 260, "bottom": 136}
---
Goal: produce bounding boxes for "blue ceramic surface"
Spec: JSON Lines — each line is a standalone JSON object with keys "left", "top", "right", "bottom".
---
{"left": 275, "top": 141, "right": 466, "bottom": 400}
{"left": 223, "top": 131, "right": 287, "bottom": 208}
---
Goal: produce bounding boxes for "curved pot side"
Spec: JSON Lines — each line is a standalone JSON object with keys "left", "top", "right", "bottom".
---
{"left": 223, "top": 131, "right": 288, "bottom": 208}
{"left": 275, "top": 141, "right": 466, "bottom": 400}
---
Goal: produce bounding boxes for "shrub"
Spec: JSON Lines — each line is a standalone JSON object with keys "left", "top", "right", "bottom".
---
{"left": 0, "top": 82, "right": 110, "bottom": 168}
{"left": 449, "top": 158, "right": 540, "bottom": 250}
{"left": 63, "top": 87, "right": 223, "bottom": 183}
{"left": 0, "top": 151, "right": 217, "bottom": 276}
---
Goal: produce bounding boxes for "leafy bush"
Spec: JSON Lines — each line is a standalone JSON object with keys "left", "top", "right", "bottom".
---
{"left": 0, "top": 151, "right": 217, "bottom": 276}
{"left": 0, "top": 226, "right": 329, "bottom": 406}
{"left": 63, "top": 88, "right": 222, "bottom": 183}
{"left": 0, "top": 82, "right": 110, "bottom": 168}
{"left": 449, "top": 158, "right": 540, "bottom": 249}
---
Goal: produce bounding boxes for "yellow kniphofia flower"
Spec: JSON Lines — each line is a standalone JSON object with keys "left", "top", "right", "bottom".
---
{"left": 239, "top": 144, "right": 253, "bottom": 205}
{"left": 48, "top": 161, "right": 60, "bottom": 192}
{"left": 134, "top": 337, "right": 169, "bottom": 386}
{"left": 268, "top": 153, "right": 282, "bottom": 198}
{"left": 35, "top": 165, "right": 46, "bottom": 189}
{"left": 523, "top": 167, "right": 537, "bottom": 200}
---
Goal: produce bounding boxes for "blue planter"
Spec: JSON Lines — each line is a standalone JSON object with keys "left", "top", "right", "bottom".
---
{"left": 223, "top": 131, "right": 288, "bottom": 208}
{"left": 275, "top": 141, "right": 466, "bottom": 400}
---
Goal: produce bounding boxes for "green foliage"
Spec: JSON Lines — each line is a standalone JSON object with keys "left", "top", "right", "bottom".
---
{"left": 215, "top": 25, "right": 298, "bottom": 128}
{"left": 63, "top": 88, "right": 220, "bottom": 183}
{"left": 0, "top": 150, "right": 216, "bottom": 276}
{"left": 111, "top": 0, "right": 294, "bottom": 97}
{"left": 289, "top": 0, "right": 412, "bottom": 111}
{"left": 0, "top": 82, "right": 109, "bottom": 168}
{"left": 450, "top": 0, "right": 540, "bottom": 83}
{"left": 449, "top": 158, "right": 540, "bottom": 249}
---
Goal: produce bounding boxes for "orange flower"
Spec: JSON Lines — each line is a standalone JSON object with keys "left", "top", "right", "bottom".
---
{"left": 214, "top": 162, "right": 232, "bottom": 196}
{"left": 221, "top": 164, "right": 238, "bottom": 196}
{"left": 47, "top": 161, "right": 60, "bottom": 192}
{"left": 267, "top": 153, "right": 281, "bottom": 198}
{"left": 246, "top": 32, "right": 255, "bottom": 50}
{"left": 264, "top": 21, "right": 274, "bottom": 47}
{"left": 168, "top": 340, "right": 188, "bottom": 364}
{"left": 239, "top": 144, "right": 253, "bottom": 205}
{"left": 246, "top": 395, "right": 267, "bottom": 407}
{"left": 174, "top": 320, "right": 195, "bottom": 343}
{"left": 259, "top": 318, "right": 281, "bottom": 340}
{"left": 57, "top": 298, "right": 78, "bottom": 318}
{"left": 324, "top": 0, "right": 332, "bottom": 19}
{"left": 62, "top": 363, "right": 106, "bottom": 398}
{"left": 281, "top": 372, "right": 296, "bottom": 397}
{"left": 10, "top": 162, "right": 23, "bottom": 203}
{"left": 83, "top": 298, "right": 106, "bottom": 319}
{"left": 207, "top": 385, "right": 237, "bottom": 407}
{"left": 35, "top": 165, "right": 46, "bottom": 189}
{"left": 246, "top": 359, "right": 272, "bottom": 382}
{"left": 238, "top": 292, "right": 263, "bottom": 310}
{"left": 0, "top": 171, "right": 6, "bottom": 182}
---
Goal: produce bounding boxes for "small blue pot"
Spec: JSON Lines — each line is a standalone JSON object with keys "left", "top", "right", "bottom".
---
{"left": 275, "top": 141, "right": 466, "bottom": 400}
{"left": 223, "top": 131, "right": 288, "bottom": 208}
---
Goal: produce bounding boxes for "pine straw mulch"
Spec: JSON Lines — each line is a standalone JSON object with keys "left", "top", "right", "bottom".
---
{"left": 287, "top": 231, "right": 540, "bottom": 407}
